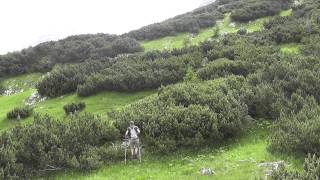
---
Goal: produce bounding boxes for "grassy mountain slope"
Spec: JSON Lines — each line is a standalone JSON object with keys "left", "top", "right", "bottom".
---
{"left": 55, "top": 124, "right": 302, "bottom": 180}
{"left": 1, "top": 0, "right": 319, "bottom": 178}
{"left": 0, "top": 74, "right": 154, "bottom": 130}
{"left": 142, "top": 9, "right": 292, "bottom": 52}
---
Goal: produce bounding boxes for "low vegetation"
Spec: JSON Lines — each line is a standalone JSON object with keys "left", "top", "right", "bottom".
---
{"left": 230, "top": 0, "right": 292, "bottom": 22}
{"left": 0, "top": 114, "right": 121, "bottom": 179}
{"left": 113, "top": 77, "right": 250, "bottom": 153}
{"left": 0, "top": 35, "right": 142, "bottom": 77}
{"left": 271, "top": 154, "right": 320, "bottom": 179}
{"left": 6, "top": 106, "right": 33, "bottom": 120}
{"left": 0, "top": 0, "right": 319, "bottom": 179}
{"left": 63, "top": 102, "right": 86, "bottom": 115}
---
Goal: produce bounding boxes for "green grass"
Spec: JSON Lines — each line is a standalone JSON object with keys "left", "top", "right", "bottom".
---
{"left": 142, "top": 8, "right": 293, "bottom": 52}
{"left": 35, "top": 90, "right": 155, "bottom": 119}
{"left": 280, "top": 43, "right": 301, "bottom": 54}
{"left": 280, "top": 9, "right": 292, "bottom": 17}
{"left": 142, "top": 13, "right": 268, "bottom": 52}
{"left": 0, "top": 73, "right": 155, "bottom": 130}
{"left": 0, "top": 89, "right": 154, "bottom": 131}
{"left": 53, "top": 123, "right": 302, "bottom": 180}
{"left": 0, "top": 89, "right": 35, "bottom": 129}
{"left": 1, "top": 73, "right": 42, "bottom": 90}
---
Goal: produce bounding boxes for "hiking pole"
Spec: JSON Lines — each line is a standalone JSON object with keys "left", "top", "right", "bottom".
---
{"left": 139, "top": 147, "right": 142, "bottom": 163}
{"left": 125, "top": 146, "right": 127, "bottom": 165}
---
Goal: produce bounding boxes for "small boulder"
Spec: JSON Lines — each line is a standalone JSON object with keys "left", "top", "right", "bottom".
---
{"left": 200, "top": 167, "right": 215, "bottom": 176}
{"left": 229, "top": 22, "right": 236, "bottom": 28}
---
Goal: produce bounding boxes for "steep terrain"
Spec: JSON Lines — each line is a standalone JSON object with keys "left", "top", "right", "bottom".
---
{"left": 0, "top": 0, "right": 320, "bottom": 179}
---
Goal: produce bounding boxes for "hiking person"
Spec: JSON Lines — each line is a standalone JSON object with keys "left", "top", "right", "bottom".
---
{"left": 125, "top": 121, "right": 140, "bottom": 158}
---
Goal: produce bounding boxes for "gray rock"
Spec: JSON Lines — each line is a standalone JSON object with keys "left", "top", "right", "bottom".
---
{"left": 258, "top": 161, "right": 285, "bottom": 178}
{"left": 200, "top": 167, "right": 215, "bottom": 176}
{"left": 25, "top": 92, "right": 47, "bottom": 106}
{"left": 257, "top": 161, "right": 284, "bottom": 171}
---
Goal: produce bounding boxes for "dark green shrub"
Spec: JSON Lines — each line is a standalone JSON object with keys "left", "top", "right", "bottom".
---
{"left": 264, "top": 16, "right": 289, "bottom": 29}
{"left": 77, "top": 53, "right": 202, "bottom": 96}
{"left": 0, "top": 34, "right": 143, "bottom": 77}
{"left": 231, "top": 0, "right": 292, "bottom": 22}
{"left": 301, "top": 35, "right": 320, "bottom": 57}
{"left": 271, "top": 154, "right": 320, "bottom": 180}
{"left": 237, "top": 28, "right": 247, "bottom": 35}
{"left": 269, "top": 97, "right": 320, "bottom": 155}
{"left": 63, "top": 102, "right": 86, "bottom": 115}
{"left": 7, "top": 106, "right": 33, "bottom": 119}
{"left": 267, "top": 18, "right": 306, "bottom": 43}
{"left": 197, "top": 59, "right": 249, "bottom": 80}
{"left": 0, "top": 84, "right": 5, "bottom": 95}
{"left": 125, "top": 1, "right": 223, "bottom": 40}
{"left": 78, "top": 146, "right": 103, "bottom": 170}
{"left": 0, "top": 114, "right": 120, "bottom": 178}
{"left": 112, "top": 77, "right": 250, "bottom": 153}
{"left": 37, "top": 61, "right": 110, "bottom": 97}
{"left": 206, "top": 45, "right": 236, "bottom": 60}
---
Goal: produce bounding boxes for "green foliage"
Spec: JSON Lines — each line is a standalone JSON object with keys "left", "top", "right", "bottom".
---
{"left": 183, "top": 67, "right": 200, "bottom": 82}
{"left": 6, "top": 106, "right": 33, "bottom": 120}
{"left": 37, "top": 61, "right": 111, "bottom": 97}
{"left": 63, "top": 102, "right": 86, "bottom": 115}
{"left": 77, "top": 54, "right": 195, "bottom": 96}
{"left": 230, "top": 0, "right": 292, "bottom": 22}
{"left": 267, "top": 18, "right": 306, "bottom": 43}
{"left": 0, "top": 83, "right": 4, "bottom": 95}
{"left": 125, "top": 2, "right": 224, "bottom": 40}
{"left": 264, "top": 16, "right": 289, "bottom": 29}
{"left": 269, "top": 99, "right": 320, "bottom": 155}
{"left": 0, "top": 114, "right": 120, "bottom": 178}
{"left": 301, "top": 35, "right": 320, "bottom": 57}
{"left": 112, "top": 77, "right": 250, "bottom": 153}
{"left": 197, "top": 59, "right": 249, "bottom": 80}
{"left": 271, "top": 154, "right": 320, "bottom": 180}
{"left": 0, "top": 35, "right": 142, "bottom": 77}
{"left": 37, "top": 52, "right": 202, "bottom": 97}
{"left": 237, "top": 28, "right": 247, "bottom": 35}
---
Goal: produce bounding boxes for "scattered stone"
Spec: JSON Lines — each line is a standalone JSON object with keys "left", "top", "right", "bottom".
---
{"left": 2, "top": 87, "right": 23, "bottom": 96}
{"left": 258, "top": 161, "right": 285, "bottom": 177}
{"left": 258, "top": 161, "right": 284, "bottom": 170}
{"left": 25, "top": 92, "right": 47, "bottom": 106}
{"left": 229, "top": 22, "right": 236, "bottom": 28}
{"left": 200, "top": 167, "right": 215, "bottom": 176}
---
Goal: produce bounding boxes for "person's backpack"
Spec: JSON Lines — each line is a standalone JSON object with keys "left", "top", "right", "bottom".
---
{"left": 127, "top": 126, "right": 139, "bottom": 139}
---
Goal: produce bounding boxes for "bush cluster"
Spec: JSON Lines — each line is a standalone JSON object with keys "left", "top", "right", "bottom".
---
{"left": 37, "top": 52, "right": 203, "bottom": 97}
{"left": 63, "top": 102, "right": 86, "bottom": 115}
{"left": 0, "top": 34, "right": 142, "bottom": 77}
{"left": 271, "top": 154, "right": 320, "bottom": 180}
{"left": 6, "top": 106, "right": 33, "bottom": 120}
{"left": 230, "top": 0, "right": 292, "bottom": 22}
{"left": 36, "top": 60, "right": 111, "bottom": 97}
{"left": 269, "top": 98, "right": 320, "bottom": 155}
{"left": 112, "top": 77, "right": 250, "bottom": 153}
{"left": 0, "top": 114, "right": 121, "bottom": 179}
{"left": 0, "top": 83, "right": 5, "bottom": 95}
{"left": 125, "top": 2, "right": 224, "bottom": 40}
{"left": 77, "top": 53, "right": 201, "bottom": 96}
{"left": 197, "top": 59, "right": 249, "bottom": 80}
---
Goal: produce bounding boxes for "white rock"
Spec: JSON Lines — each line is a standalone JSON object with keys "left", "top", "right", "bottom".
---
{"left": 229, "top": 22, "right": 236, "bottom": 27}
{"left": 200, "top": 168, "right": 215, "bottom": 176}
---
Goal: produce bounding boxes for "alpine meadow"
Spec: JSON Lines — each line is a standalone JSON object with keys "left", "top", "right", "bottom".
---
{"left": 0, "top": 0, "right": 320, "bottom": 179}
